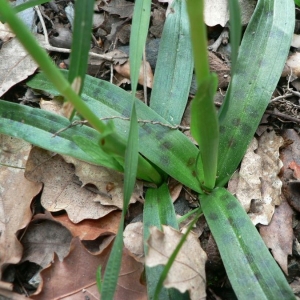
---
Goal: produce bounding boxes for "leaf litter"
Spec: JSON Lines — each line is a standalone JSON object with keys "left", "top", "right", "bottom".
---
{"left": 1, "top": 1, "right": 300, "bottom": 298}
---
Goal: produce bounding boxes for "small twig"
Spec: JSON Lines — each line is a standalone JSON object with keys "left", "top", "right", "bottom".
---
{"left": 265, "top": 109, "right": 300, "bottom": 123}
{"left": 53, "top": 116, "right": 191, "bottom": 137}
{"left": 269, "top": 93, "right": 293, "bottom": 103}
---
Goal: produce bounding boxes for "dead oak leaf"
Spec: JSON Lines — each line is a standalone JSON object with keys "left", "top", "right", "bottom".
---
{"left": 62, "top": 155, "right": 143, "bottom": 209}
{"left": 259, "top": 199, "right": 293, "bottom": 275}
{"left": 99, "top": 0, "right": 134, "bottom": 19}
{"left": 21, "top": 216, "right": 73, "bottom": 268}
{"left": 114, "top": 60, "right": 153, "bottom": 88}
{"left": 0, "top": 135, "right": 41, "bottom": 277}
{"left": 31, "top": 237, "right": 111, "bottom": 300}
{"left": 228, "top": 130, "right": 283, "bottom": 225}
{"left": 124, "top": 221, "right": 144, "bottom": 263}
{"left": 145, "top": 225, "right": 207, "bottom": 300}
{"left": 25, "top": 147, "right": 117, "bottom": 223}
{"left": 288, "top": 161, "right": 300, "bottom": 180}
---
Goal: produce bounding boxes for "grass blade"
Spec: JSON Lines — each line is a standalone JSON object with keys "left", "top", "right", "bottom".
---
{"left": 216, "top": 0, "right": 295, "bottom": 186}
{"left": 201, "top": 188, "right": 295, "bottom": 299}
{"left": 187, "top": 0, "right": 219, "bottom": 190}
{"left": 101, "top": 2, "right": 151, "bottom": 298}
{"left": 150, "top": 0, "right": 193, "bottom": 125}
{"left": 68, "top": 0, "right": 94, "bottom": 96}
{"left": 129, "top": 0, "right": 151, "bottom": 94}
{"left": 228, "top": 0, "right": 242, "bottom": 75}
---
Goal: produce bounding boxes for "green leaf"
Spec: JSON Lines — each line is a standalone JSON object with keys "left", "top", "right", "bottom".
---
{"left": 68, "top": 0, "right": 94, "bottom": 96}
{"left": 0, "top": 100, "right": 163, "bottom": 183}
{"left": 228, "top": 0, "right": 242, "bottom": 75}
{"left": 201, "top": 188, "right": 295, "bottom": 299}
{"left": 187, "top": 0, "right": 219, "bottom": 190}
{"left": 190, "top": 75, "right": 219, "bottom": 191}
{"left": 100, "top": 214, "right": 125, "bottom": 300}
{"left": 129, "top": 0, "right": 151, "bottom": 94}
{"left": 27, "top": 71, "right": 203, "bottom": 192}
{"left": 216, "top": 0, "right": 295, "bottom": 187}
{"left": 101, "top": 2, "right": 151, "bottom": 298}
{"left": 150, "top": 0, "right": 193, "bottom": 125}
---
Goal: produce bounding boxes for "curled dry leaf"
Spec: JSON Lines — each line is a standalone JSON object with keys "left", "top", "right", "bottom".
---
{"left": 228, "top": 130, "right": 283, "bottom": 225}
{"left": 0, "top": 34, "right": 44, "bottom": 97}
{"left": 25, "top": 147, "right": 117, "bottom": 223}
{"left": 52, "top": 210, "right": 121, "bottom": 240}
{"left": 146, "top": 225, "right": 207, "bottom": 300}
{"left": 282, "top": 52, "right": 300, "bottom": 77}
{"left": 32, "top": 237, "right": 111, "bottom": 300}
{"left": 123, "top": 221, "right": 144, "bottom": 263}
{"left": 114, "top": 60, "right": 153, "bottom": 88}
{"left": 0, "top": 135, "right": 41, "bottom": 277}
{"left": 0, "top": 22, "right": 15, "bottom": 41}
{"left": 21, "top": 216, "right": 73, "bottom": 268}
{"left": 204, "top": 0, "right": 256, "bottom": 27}
{"left": 62, "top": 155, "right": 143, "bottom": 209}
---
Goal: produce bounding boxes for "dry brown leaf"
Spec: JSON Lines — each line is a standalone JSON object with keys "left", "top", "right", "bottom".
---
{"left": 0, "top": 35, "right": 44, "bottom": 97}
{"left": 0, "top": 135, "right": 42, "bottom": 277}
{"left": 289, "top": 161, "right": 300, "bottom": 180}
{"left": 0, "top": 286, "right": 29, "bottom": 300}
{"left": 32, "top": 238, "right": 146, "bottom": 300}
{"left": 204, "top": 0, "right": 256, "bottom": 27}
{"left": 21, "top": 216, "right": 73, "bottom": 268}
{"left": 280, "top": 130, "right": 300, "bottom": 212}
{"left": 228, "top": 138, "right": 262, "bottom": 211}
{"left": 52, "top": 210, "right": 121, "bottom": 240}
{"left": 114, "top": 60, "right": 153, "bottom": 88}
{"left": 259, "top": 199, "right": 293, "bottom": 275}
{"left": 149, "top": 8, "right": 165, "bottom": 38}
{"left": 146, "top": 225, "right": 207, "bottom": 300}
{"left": 25, "top": 147, "right": 117, "bottom": 223}
{"left": 228, "top": 130, "right": 283, "bottom": 225}
{"left": 21, "top": 213, "right": 72, "bottom": 268}
{"left": 282, "top": 52, "right": 300, "bottom": 77}
{"left": 99, "top": 0, "right": 134, "bottom": 19}
{"left": 0, "top": 22, "right": 15, "bottom": 42}
{"left": 31, "top": 237, "right": 111, "bottom": 300}
{"left": 123, "top": 222, "right": 144, "bottom": 263}
{"left": 62, "top": 155, "right": 143, "bottom": 209}
{"left": 291, "top": 34, "right": 300, "bottom": 48}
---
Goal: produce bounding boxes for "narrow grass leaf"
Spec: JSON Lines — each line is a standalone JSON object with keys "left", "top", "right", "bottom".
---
{"left": 129, "top": 0, "right": 151, "bottom": 94}
{"left": 228, "top": 0, "right": 242, "bottom": 75}
{"left": 187, "top": 0, "right": 219, "bottom": 190}
{"left": 68, "top": 0, "right": 94, "bottom": 96}
{"left": 216, "top": 0, "right": 295, "bottom": 187}
{"left": 100, "top": 215, "right": 125, "bottom": 299}
{"left": 101, "top": 2, "right": 151, "bottom": 298}
{"left": 200, "top": 188, "right": 295, "bottom": 299}
{"left": 150, "top": 0, "right": 193, "bottom": 125}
